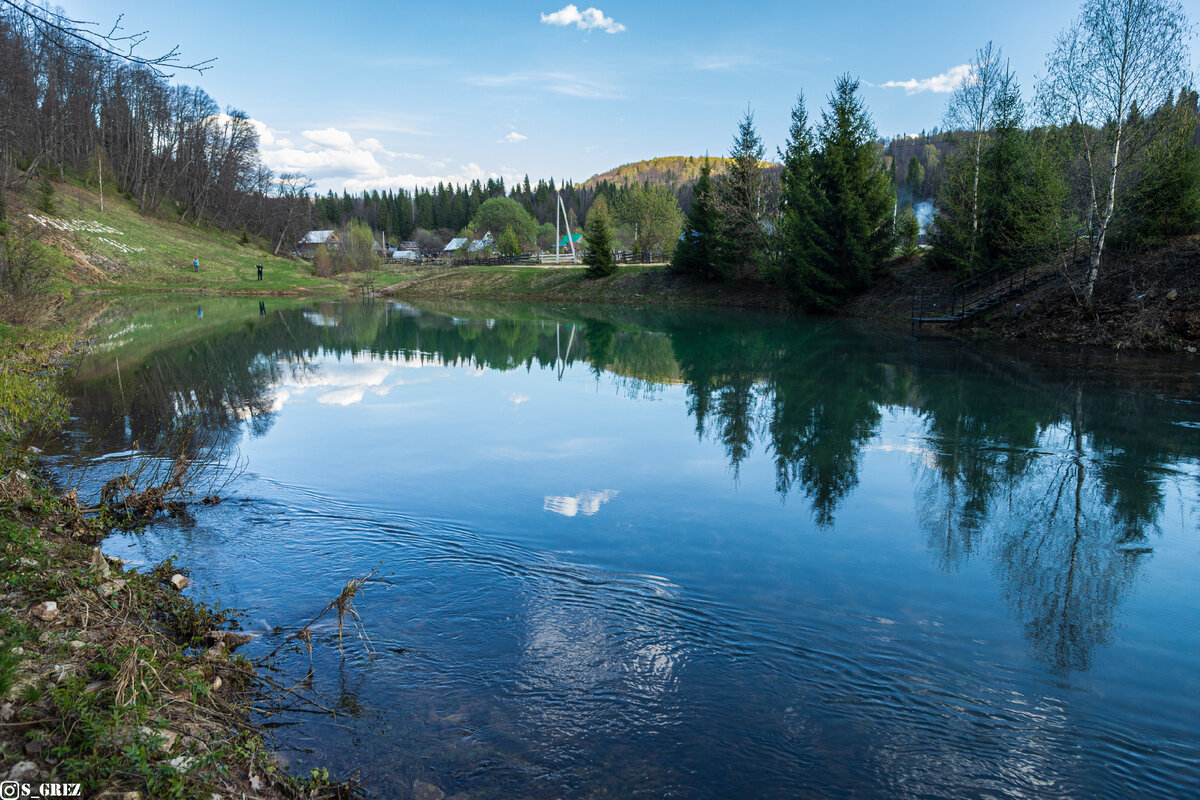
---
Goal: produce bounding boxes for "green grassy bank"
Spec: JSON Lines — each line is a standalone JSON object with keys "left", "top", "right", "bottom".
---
{"left": 0, "top": 182, "right": 359, "bottom": 797}
{"left": 18, "top": 183, "right": 332, "bottom": 297}
{"left": 0, "top": 333, "right": 352, "bottom": 799}
{"left": 382, "top": 262, "right": 793, "bottom": 310}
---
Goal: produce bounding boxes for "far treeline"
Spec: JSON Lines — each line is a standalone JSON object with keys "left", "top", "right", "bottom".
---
{"left": 671, "top": 0, "right": 1199, "bottom": 309}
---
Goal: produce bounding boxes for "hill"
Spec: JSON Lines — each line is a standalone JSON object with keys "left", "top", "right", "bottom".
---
{"left": 4, "top": 181, "right": 335, "bottom": 305}
{"left": 582, "top": 156, "right": 781, "bottom": 192}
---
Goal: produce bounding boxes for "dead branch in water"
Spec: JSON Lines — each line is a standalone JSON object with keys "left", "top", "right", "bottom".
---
{"left": 256, "top": 570, "right": 379, "bottom": 666}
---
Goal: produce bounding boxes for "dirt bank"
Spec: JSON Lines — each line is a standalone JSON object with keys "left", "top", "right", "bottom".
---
{"left": 844, "top": 236, "right": 1200, "bottom": 354}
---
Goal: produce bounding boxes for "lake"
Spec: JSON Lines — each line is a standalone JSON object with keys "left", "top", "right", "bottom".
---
{"left": 50, "top": 295, "right": 1200, "bottom": 799}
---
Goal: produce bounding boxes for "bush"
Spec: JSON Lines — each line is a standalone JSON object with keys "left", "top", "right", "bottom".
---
{"left": 313, "top": 244, "right": 333, "bottom": 278}
{"left": 0, "top": 236, "right": 64, "bottom": 303}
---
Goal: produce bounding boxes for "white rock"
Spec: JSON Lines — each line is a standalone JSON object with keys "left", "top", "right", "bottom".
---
{"left": 211, "top": 676, "right": 223, "bottom": 692}
{"left": 32, "top": 600, "right": 58, "bottom": 620}
{"left": 90, "top": 548, "right": 112, "bottom": 578}
{"left": 98, "top": 579, "right": 127, "bottom": 598}
{"left": 169, "top": 574, "right": 190, "bottom": 590}
{"left": 167, "top": 755, "right": 196, "bottom": 772}
{"left": 7, "top": 761, "right": 38, "bottom": 782}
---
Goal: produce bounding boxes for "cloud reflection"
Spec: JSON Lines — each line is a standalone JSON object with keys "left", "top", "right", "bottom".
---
{"left": 544, "top": 489, "right": 619, "bottom": 517}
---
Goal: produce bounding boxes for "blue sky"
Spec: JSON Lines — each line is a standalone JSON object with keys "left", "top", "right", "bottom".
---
{"left": 62, "top": 1, "right": 1178, "bottom": 193}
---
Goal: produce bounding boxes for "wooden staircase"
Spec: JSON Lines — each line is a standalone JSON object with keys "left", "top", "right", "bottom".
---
{"left": 911, "top": 264, "right": 1056, "bottom": 330}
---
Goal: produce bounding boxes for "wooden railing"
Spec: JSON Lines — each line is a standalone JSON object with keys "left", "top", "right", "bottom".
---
{"left": 912, "top": 264, "right": 1053, "bottom": 329}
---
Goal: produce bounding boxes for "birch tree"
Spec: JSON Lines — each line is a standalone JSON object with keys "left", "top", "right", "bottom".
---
{"left": 944, "top": 41, "right": 1005, "bottom": 270}
{"left": 1038, "top": 0, "right": 1191, "bottom": 304}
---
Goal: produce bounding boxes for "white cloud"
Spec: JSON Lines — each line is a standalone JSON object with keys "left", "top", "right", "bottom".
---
{"left": 508, "top": 392, "right": 531, "bottom": 406}
{"left": 467, "top": 71, "right": 621, "bottom": 99}
{"left": 253, "top": 121, "right": 520, "bottom": 193}
{"left": 503, "top": 131, "right": 528, "bottom": 143}
{"left": 302, "top": 127, "right": 356, "bottom": 149}
{"left": 540, "top": 4, "right": 625, "bottom": 34}
{"left": 878, "top": 64, "right": 973, "bottom": 95}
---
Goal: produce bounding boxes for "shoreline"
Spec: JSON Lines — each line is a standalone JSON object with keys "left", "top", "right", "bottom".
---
{"left": 0, "top": 337, "right": 352, "bottom": 799}
{"left": 380, "top": 237, "right": 1200, "bottom": 355}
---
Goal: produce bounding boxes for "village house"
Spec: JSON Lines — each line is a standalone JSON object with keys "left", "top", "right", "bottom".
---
{"left": 296, "top": 229, "right": 340, "bottom": 258}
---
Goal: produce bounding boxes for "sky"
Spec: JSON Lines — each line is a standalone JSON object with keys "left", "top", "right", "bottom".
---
{"left": 59, "top": 0, "right": 1196, "bottom": 194}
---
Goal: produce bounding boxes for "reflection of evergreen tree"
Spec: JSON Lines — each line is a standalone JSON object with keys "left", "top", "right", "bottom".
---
{"left": 669, "top": 316, "right": 885, "bottom": 522}
{"left": 764, "top": 325, "right": 883, "bottom": 526}
{"left": 583, "top": 320, "right": 615, "bottom": 378}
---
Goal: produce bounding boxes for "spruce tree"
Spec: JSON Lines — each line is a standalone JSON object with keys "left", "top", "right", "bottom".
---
{"left": 905, "top": 157, "right": 925, "bottom": 202}
{"left": 778, "top": 94, "right": 838, "bottom": 308}
{"left": 584, "top": 196, "right": 617, "bottom": 277}
{"left": 1121, "top": 89, "right": 1200, "bottom": 245}
{"left": 815, "top": 75, "right": 895, "bottom": 297}
{"left": 978, "top": 69, "right": 1036, "bottom": 269}
{"left": 714, "top": 109, "right": 767, "bottom": 281}
{"left": 671, "top": 157, "right": 719, "bottom": 278}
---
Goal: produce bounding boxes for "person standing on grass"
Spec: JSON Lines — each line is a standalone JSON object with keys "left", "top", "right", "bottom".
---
{"left": 257, "top": 264, "right": 263, "bottom": 281}
{"left": 193, "top": 258, "right": 199, "bottom": 272}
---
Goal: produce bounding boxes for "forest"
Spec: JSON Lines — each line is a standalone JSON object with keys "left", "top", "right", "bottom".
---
{"left": 671, "top": 0, "right": 1200, "bottom": 309}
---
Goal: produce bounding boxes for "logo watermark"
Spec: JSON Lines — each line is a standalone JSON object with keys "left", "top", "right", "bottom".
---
{"left": 0, "top": 783, "right": 82, "bottom": 798}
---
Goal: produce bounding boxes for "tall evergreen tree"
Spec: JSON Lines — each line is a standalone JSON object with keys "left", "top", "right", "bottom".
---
{"left": 1120, "top": 89, "right": 1200, "bottom": 245}
{"left": 671, "top": 157, "right": 720, "bottom": 278}
{"left": 978, "top": 67, "right": 1038, "bottom": 268}
{"left": 778, "top": 94, "right": 837, "bottom": 308}
{"left": 815, "top": 75, "right": 895, "bottom": 297}
{"left": 715, "top": 109, "right": 768, "bottom": 280}
{"left": 904, "top": 157, "right": 925, "bottom": 202}
{"left": 584, "top": 196, "right": 617, "bottom": 277}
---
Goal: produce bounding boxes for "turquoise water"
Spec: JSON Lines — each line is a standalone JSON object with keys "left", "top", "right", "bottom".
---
{"left": 54, "top": 296, "right": 1200, "bottom": 799}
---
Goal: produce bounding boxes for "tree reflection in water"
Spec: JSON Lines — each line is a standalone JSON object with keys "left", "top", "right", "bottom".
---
{"left": 61, "top": 297, "right": 1200, "bottom": 671}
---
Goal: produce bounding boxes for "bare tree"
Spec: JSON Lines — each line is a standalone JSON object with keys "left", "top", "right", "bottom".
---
{"left": 944, "top": 41, "right": 1005, "bottom": 270}
{"left": 0, "top": 0, "right": 212, "bottom": 76}
{"left": 1038, "top": 0, "right": 1192, "bottom": 304}
{"left": 272, "top": 172, "right": 315, "bottom": 255}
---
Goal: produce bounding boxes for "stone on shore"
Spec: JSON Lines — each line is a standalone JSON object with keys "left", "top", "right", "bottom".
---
{"left": 31, "top": 600, "right": 58, "bottom": 620}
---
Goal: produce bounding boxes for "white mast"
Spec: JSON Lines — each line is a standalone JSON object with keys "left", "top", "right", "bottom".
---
{"left": 559, "top": 194, "right": 577, "bottom": 264}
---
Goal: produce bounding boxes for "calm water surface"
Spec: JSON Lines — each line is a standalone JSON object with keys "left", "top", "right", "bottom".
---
{"left": 51, "top": 296, "right": 1200, "bottom": 799}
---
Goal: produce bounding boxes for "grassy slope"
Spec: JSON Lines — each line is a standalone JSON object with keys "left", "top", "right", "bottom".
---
{"left": 18, "top": 182, "right": 334, "bottom": 296}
